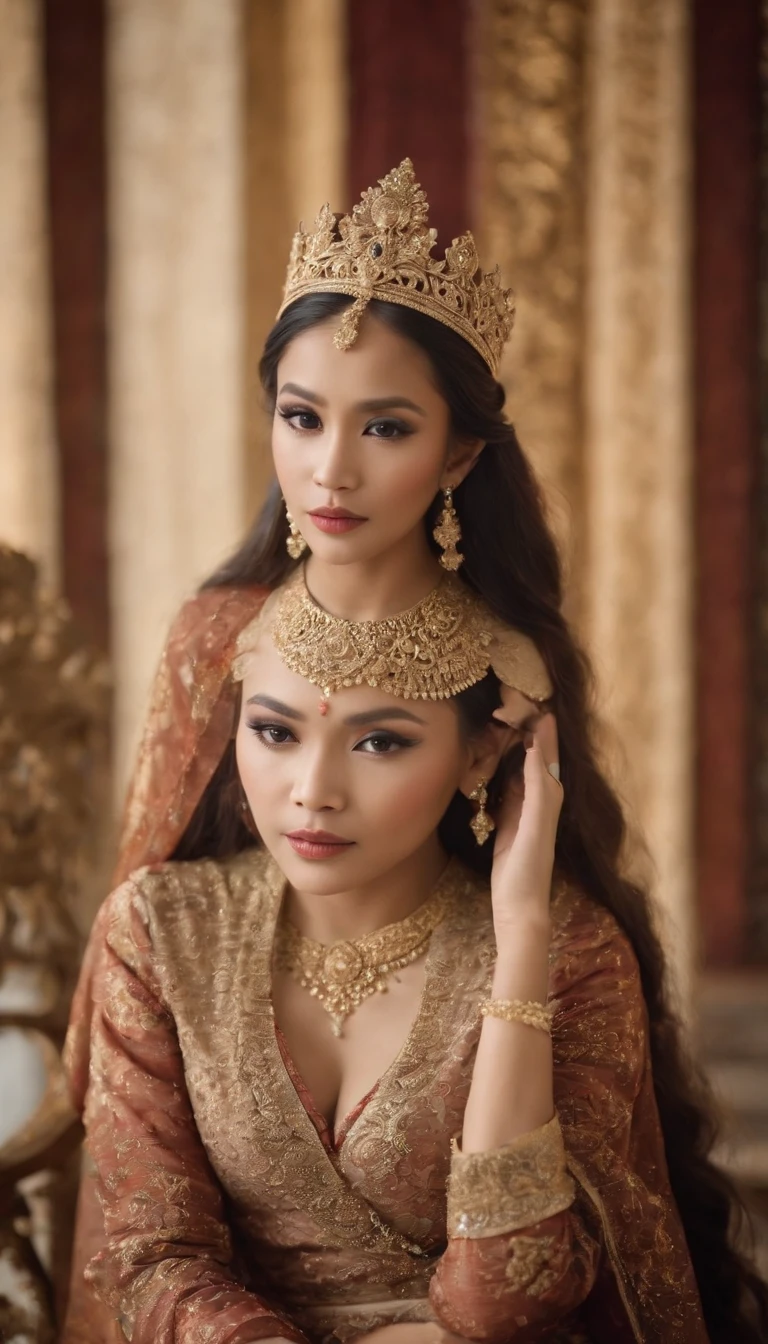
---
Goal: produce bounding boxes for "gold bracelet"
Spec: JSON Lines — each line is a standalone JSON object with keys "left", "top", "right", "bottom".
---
{"left": 479, "top": 998, "right": 552, "bottom": 1034}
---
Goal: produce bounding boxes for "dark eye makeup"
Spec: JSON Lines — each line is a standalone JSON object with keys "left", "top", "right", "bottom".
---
{"left": 277, "top": 406, "right": 321, "bottom": 432}
{"left": 246, "top": 720, "right": 419, "bottom": 755}
{"left": 276, "top": 406, "right": 414, "bottom": 440}
{"left": 247, "top": 722, "right": 297, "bottom": 748}
{"left": 355, "top": 730, "right": 418, "bottom": 754}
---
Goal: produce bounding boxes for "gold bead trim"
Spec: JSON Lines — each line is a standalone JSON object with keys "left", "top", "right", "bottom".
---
{"left": 479, "top": 998, "right": 553, "bottom": 1034}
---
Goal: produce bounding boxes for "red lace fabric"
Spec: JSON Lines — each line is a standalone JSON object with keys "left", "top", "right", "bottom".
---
{"left": 62, "top": 588, "right": 709, "bottom": 1344}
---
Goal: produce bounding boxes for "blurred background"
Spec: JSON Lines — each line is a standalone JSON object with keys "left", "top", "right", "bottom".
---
{"left": 0, "top": 0, "right": 767, "bottom": 1334}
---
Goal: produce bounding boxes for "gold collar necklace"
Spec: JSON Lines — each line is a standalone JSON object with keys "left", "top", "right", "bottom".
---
{"left": 273, "top": 884, "right": 450, "bottom": 1036}
{"left": 234, "top": 565, "right": 553, "bottom": 706}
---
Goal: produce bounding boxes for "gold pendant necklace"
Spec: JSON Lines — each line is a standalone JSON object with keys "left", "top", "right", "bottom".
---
{"left": 274, "top": 886, "right": 449, "bottom": 1037}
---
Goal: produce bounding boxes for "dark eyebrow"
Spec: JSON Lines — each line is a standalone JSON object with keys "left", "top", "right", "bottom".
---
{"left": 355, "top": 396, "right": 426, "bottom": 417}
{"left": 277, "top": 382, "right": 426, "bottom": 418}
{"left": 278, "top": 382, "right": 326, "bottom": 406}
{"left": 343, "top": 706, "right": 427, "bottom": 728}
{"left": 246, "top": 694, "right": 305, "bottom": 721}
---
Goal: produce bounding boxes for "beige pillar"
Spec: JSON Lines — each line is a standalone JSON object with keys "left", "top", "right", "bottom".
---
{"left": 583, "top": 0, "right": 694, "bottom": 1002}
{"left": 245, "top": 0, "right": 347, "bottom": 515}
{"left": 283, "top": 0, "right": 346, "bottom": 226}
{"left": 108, "top": 0, "right": 246, "bottom": 794}
{"left": 0, "top": 0, "right": 59, "bottom": 583}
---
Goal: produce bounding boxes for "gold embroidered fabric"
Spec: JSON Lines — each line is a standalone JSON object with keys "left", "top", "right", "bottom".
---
{"left": 278, "top": 159, "right": 515, "bottom": 377}
{"left": 63, "top": 845, "right": 707, "bottom": 1344}
{"left": 503, "top": 1234, "right": 558, "bottom": 1297}
{"left": 447, "top": 1115, "right": 575, "bottom": 1238}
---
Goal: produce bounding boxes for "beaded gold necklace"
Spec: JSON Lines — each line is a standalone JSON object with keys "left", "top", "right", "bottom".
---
{"left": 273, "top": 886, "right": 449, "bottom": 1037}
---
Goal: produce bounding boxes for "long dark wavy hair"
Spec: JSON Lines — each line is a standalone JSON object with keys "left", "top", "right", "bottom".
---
{"left": 174, "top": 293, "right": 768, "bottom": 1340}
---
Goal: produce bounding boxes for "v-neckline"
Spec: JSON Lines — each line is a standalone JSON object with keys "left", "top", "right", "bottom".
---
{"left": 230, "top": 846, "right": 492, "bottom": 1256}
{"left": 266, "top": 857, "right": 461, "bottom": 1159}
{"left": 273, "top": 1022, "right": 380, "bottom": 1152}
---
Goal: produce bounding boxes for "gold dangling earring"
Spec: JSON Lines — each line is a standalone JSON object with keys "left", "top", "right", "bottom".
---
{"left": 285, "top": 506, "right": 308, "bottom": 559}
{"left": 433, "top": 485, "right": 463, "bottom": 571}
{"left": 469, "top": 779, "right": 495, "bottom": 846}
{"left": 236, "top": 783, "right": 259, "bottom": 838}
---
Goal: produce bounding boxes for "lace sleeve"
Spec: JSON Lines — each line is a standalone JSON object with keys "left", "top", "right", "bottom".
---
{"left": 431, "top": 1116, "right": 596, "bottom": 1344}
{"left": 430, "top": 896, "right": 708, "bottom": 1344}
{"left": 446, "top": 1115, "right": 575, "bottom": 1238}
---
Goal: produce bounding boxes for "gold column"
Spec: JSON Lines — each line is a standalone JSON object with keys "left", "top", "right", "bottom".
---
{"left": 0, "top": 0, "right": 59, "bottom": 583}
{"left": 108, "top": 0, "right": 247, "bottom": 795}
{"left": 245, "top": 0, "right": 347, "bottom": 515}
{"left": 583, "top": 0, "right": 694, "bottom": 1001}
{"left": 479, "top": 0, "right": 694, "bottom": 999}
{"left": 476, "top": 0, "right": 588, "bottom": 586}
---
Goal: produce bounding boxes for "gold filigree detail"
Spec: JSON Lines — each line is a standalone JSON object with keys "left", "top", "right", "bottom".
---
{"left": 447, "top": 1115, "right": 574, "bottom": 1238}
{"left": 278, "top": 159, "right": 515, "bottom": 376}
{"left": 274, "top": 885, "right": 450, "bottom": 1037}
{"left": 433, "top": 486, "right": 463, "bottom": 571}
{"left": 503, "top": 1234, "right": 558, "bottom": 1296}
{"left": 478, "top": 0, "right": 587, "bottom": 565}
{"left": 234, "top": 567, "right": 553, "bottom": 704}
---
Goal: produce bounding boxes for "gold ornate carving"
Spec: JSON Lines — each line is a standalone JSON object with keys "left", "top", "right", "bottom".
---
{"left": 0, "top": 546, "right": 109, "bottom": 1341}
{"left": 477, "top": 0, "right": 588, "bottom": 572}
{"left": 279, "top": 159, "right": 515, "bottom": 376}
{"left": 582, "top": 0, "right": 694, "bottom": 1000}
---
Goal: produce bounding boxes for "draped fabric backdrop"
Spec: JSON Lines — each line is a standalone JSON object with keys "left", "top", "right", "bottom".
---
{"left": 107, "top": 0, "right": 247, "bottom": 789}
{"left": 245, "top": 0, "right": 347, "bottom": 516}
{"left": 0, "top": 0, "right": 59, "bottom": 583}
{"left": 0, "top": 0, "right": 765, "bottom": 987}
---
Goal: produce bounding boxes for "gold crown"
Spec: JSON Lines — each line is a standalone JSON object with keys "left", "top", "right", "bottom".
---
{"left": 277, "top": 159, "right": 514, "bottom": 376}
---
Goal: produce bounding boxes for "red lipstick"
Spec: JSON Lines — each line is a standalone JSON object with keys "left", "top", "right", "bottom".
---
{"left": 285, "top": 829, "right": 355, "bottom": 860}
{"left": 309, "top": 506, "right": 367, "bottom": 535}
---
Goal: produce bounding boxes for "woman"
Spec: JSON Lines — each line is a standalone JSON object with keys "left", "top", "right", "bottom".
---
{"left": 64, "top": 161, "right": 767, "bottom": 1342}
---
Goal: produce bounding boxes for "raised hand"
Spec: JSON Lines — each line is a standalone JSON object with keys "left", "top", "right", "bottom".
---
{"left": 489, "top": 706, "right": 563, "bottom": 943}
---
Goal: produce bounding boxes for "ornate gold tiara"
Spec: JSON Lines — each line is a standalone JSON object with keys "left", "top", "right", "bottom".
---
{"left": 277, "top": 159, "right": 515, "bottom": 377}
{"left": 233, "top": 569, "right": 552, "bottom": 706}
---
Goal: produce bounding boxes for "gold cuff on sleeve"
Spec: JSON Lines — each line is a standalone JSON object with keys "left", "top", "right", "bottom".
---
{"left": 447, "top": 1114, "right": 575, "bottom": 1239}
